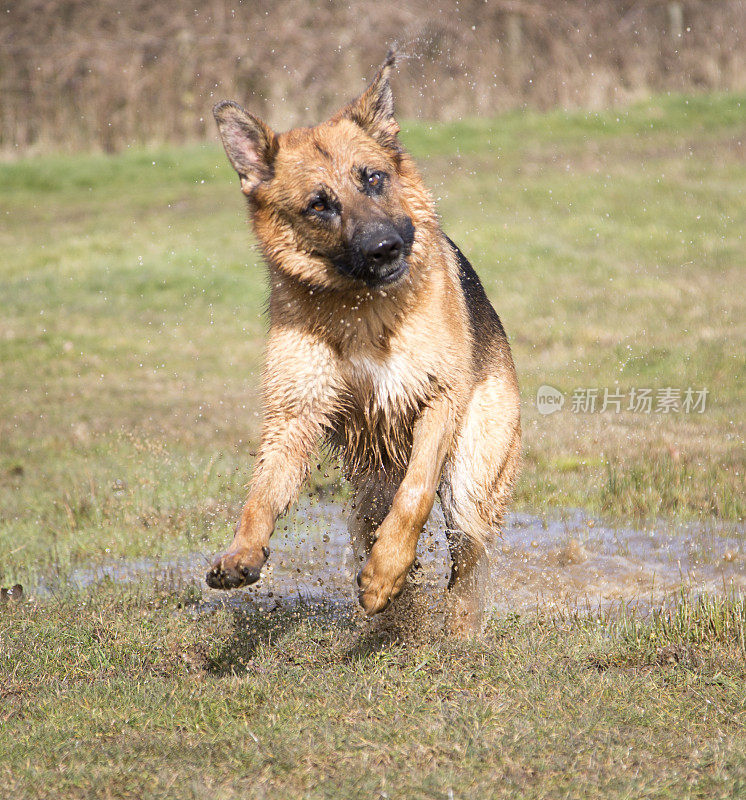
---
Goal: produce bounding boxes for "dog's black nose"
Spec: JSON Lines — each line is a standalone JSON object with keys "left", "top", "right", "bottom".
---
{"left": 363, "top": 233, "right": 403, "bottom": 265}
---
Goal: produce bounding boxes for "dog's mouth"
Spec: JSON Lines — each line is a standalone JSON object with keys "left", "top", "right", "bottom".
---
{"left": 332, "top": 255, "right": 409, "bottom": 288}
{"left": 371, "top": 258, "right": 408, "bottom": 286}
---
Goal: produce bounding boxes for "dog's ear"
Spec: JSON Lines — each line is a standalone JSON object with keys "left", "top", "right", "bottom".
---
{"left": 213, "top": 101, "right": 277, "bottom": 196}
{"left": 339, "top": 49, "right": 400, "bottom": 149}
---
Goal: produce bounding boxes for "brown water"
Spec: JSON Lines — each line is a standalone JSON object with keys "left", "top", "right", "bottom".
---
{"left": 42, "top": 498, "right": 745, "bottom": 617}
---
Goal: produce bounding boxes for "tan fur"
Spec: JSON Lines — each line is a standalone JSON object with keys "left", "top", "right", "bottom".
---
{"left": 206, "top": 53, "right": 521, "bottom": 635}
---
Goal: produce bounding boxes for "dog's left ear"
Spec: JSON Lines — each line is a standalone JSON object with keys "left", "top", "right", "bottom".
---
{"left": 339, "top": 49, "right": 400, "bottom": 149}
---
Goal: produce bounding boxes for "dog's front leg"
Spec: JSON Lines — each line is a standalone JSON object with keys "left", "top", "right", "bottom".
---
{"left": 357, "top": 397, "right": 456, "bottom": 614}
{"left": 206, "top": 332, "right": 339, "bottom": 590}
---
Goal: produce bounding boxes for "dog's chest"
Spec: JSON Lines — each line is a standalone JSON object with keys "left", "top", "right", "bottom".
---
{"left": 329, "top": 349, "right": 439, "bottom": 474}
{"left": 344, "top": 351, "right": 426, "bottom": 420}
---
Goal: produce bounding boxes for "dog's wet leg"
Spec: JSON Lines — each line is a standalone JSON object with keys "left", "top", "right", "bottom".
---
{"left": 356, "top": 398, "right": 456, "bottom": 615}
{"left": 443, "top": 526, "right": 489, "bottom": 637}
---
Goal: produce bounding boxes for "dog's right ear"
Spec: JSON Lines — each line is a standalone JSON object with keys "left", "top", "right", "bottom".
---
{"left": 213, "top": 101, "right": 277, "bottom": 196}
{"left": 338, "top": 49, "right": 399, "bottom": 151}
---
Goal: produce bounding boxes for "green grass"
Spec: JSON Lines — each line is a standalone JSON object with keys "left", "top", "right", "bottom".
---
{"left": 1, "top": 93, "right": 745, "bottom": 797}
{"left": 1, "top": 583, "right": 745, "bottom": 798}
{"left": 2, "top": 92, "right": 745, "bottom": 589}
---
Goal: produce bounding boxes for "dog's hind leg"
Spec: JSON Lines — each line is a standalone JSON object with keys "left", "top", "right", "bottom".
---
{"left": 440, "top": 516, "right": 490, "bottom": 637}
{"left": 347, "top": 472, "right": 400, "bottom": 569}
{"left": 440, "top": 374, "right": 521, "bottom": 636}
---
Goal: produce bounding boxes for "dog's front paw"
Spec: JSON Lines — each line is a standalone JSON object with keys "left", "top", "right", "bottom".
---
{"left": 356, "top": 542, "right": 414, "bottom": 615}
{"left": 205, "top": 545, "right": 269, "bottom": 590}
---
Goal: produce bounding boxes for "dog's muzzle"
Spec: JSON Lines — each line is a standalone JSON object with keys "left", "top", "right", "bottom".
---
{"left": 335, "top": 217, "right": 415, "bottom": 286}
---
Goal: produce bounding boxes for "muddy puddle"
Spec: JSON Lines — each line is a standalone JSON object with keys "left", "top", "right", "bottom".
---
{"left": 33, "top": 499, "right": 745, "bottom": 616}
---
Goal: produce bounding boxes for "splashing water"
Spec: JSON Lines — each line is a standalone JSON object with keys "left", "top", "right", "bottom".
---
{"left": 30, "top": 498, "right": 744, "bottom": 624}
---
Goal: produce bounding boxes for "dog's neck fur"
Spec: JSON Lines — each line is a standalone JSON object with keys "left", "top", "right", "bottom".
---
{"left": 264, "top": 244, "right": 435, "bottom": 355}
{"left": 263, "top": 247, "right": 448, "bottom": 362}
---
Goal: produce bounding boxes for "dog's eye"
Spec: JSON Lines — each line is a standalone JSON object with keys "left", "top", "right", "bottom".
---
{"left": 310, "top": 198, "right": 327, "bottom": 213}
{"left": 367, "top": 171, "right": 383, "bottom": 190}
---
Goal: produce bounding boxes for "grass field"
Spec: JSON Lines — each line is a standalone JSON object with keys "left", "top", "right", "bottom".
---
{"left": 1, "top": 586, "right": 745, "bottom": 798}
{"left": 1, "top": 93, "right": 745, "bottom": 797}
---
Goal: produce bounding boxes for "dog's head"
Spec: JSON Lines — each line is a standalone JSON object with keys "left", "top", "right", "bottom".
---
{"left": 214, "top": 51, "right": 426, "bottom": 290}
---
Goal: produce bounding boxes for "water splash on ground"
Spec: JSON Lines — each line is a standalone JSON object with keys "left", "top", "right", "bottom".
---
{"left": 31, "top": 499, "right": 744, "bottom": 619}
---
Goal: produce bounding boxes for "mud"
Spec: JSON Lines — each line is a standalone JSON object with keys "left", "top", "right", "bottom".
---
{"left": 32, "top": 499, "right": 745, "bottom": 617}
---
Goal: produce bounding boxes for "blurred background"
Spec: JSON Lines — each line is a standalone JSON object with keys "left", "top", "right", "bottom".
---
{"left": 3, "top": 0, "right": 746, "bottom": 154}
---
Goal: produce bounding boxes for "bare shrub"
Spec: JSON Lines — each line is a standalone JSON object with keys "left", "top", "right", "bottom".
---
{"left": 2, "top": 0, "right": 745, "bottom": 154}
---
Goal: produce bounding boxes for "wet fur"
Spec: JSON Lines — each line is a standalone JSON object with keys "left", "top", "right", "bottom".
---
{"left": 207, "top": 52, "right": 521, "bottom": 635}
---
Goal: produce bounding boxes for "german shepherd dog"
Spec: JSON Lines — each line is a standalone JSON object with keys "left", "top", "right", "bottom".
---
{"left": 206, "top": 52, "right": 521, "bottom": 635}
